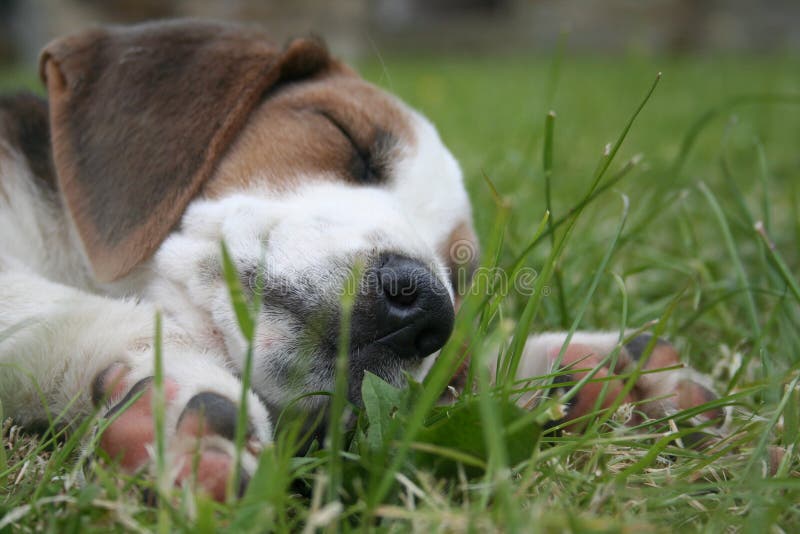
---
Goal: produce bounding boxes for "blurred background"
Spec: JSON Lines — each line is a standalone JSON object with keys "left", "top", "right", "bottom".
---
{"left": 0, "top": 0, "right": 798, "bottom": 344}
{"left": 1, "top": 0, "right": 800, "bottom": 64}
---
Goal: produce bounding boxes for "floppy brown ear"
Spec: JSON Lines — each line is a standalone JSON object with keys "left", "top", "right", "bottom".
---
{"left": 40, "top": 20, "right": 331, "bottom": 282}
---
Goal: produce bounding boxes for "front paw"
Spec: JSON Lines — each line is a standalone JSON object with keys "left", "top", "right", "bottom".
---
{"left": 91, "top": 361, "right": 270, "bottom": 501}
{"left": 542, "top": 335, "right": 726, "bottom": 436}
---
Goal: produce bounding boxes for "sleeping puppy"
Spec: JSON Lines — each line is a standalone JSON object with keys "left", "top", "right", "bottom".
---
{"left": 0, "top": 20, "right": 722, "bottom": 500}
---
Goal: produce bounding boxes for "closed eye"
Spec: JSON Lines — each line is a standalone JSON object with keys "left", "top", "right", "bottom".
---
{"left": 315, "top": 110, "right": 382, "bottom": 184}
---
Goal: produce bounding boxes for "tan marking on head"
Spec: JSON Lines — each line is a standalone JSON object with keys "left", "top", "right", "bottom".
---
{"left": 436, "top": 220, "right": 478, "bottom": 305}
{"left": 204, "top": 71, "right": 416, "bottom": 197}
{"left": 437, "top": 222, "right": 478, "bottom": 396}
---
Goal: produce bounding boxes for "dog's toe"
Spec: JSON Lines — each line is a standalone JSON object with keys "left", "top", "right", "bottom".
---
{"left": 91, "top": 362, "right": 134, "bottom": 406}
{"left": 173, "top": 444, "right": 239, "bottom": 502}
{"left": 177, "top": 392, "right": 239, "bottom": 439}
{"left": 176, "top": 391, "right": 262, "bottom": 455}
{"left": 93, "top": 367, "right": 264, "bottom": 501}
{"left": 98, "top": 375, "right": 180, "bottom": 471}
{"left": 544, "top": 345, "right": 634, "bottom": 431}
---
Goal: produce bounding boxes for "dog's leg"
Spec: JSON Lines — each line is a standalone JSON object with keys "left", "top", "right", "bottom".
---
{"left": 0, "top": 270, "right": 270, "bottom": 500}
{"left": 503, "top": 332, "right": 725, "bottom": 433}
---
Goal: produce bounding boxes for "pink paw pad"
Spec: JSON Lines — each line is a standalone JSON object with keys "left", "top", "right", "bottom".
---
{"left": 91, "top": 366, "right": 254, "bottom": 501}
{"left": 543, "top": 337, "right": 723, "bottom": 433}
{"left": 545, "top": 344, "right": 633, "bottom": 431}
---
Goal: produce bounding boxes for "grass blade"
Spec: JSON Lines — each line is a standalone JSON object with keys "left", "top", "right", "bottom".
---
{"left": 670, "top": 93, "right": 800, "bottom": 178}
{"left": 152, "top": 312, "right": 170, "bottom": 534}
{"left": 220, "top": 242, "right": 255, "bottom": 341}
{"left": 755, "top": 221, "right": 800, "bottom": 305}
{"left": 326, "top": 260, "right": 363, "bottom": 507}
{"left": 697, "top": 181, "right": 761, "bottom": 391}
{"left": 543, "top": 110, "right": 569, "bottom": 328}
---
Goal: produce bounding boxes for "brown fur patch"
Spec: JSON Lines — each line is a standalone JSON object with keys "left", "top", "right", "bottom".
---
{"left": 436, "top": 220, "right": 478, "bottom": 302}
{"left": 40, "top": 20, "right": 333, "bottom": 281}
{"left": 430, "top": 221, "right": 478, "bottom": 394}
{"left": 204, "top": 72, "right": 415, "bottom": 197}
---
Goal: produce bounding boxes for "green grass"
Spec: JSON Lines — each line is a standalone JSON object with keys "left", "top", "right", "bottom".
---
{"left": 2, "top": 53, "right": 800, "bottom": 531}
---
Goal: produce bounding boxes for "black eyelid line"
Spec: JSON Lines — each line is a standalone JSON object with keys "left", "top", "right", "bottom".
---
{"left": 315, "top": 110, "right": 366, "bottom": 153}
{"left": 314, "top": 108, "right": 375, "bottom": 181}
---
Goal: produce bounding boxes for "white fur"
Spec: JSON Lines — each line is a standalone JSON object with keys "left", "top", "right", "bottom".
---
{"left": 0, "top": 151, "right": 92, "bottom": 288}
{"left": 0, "top": 88, "right": 705, "bottom": 459}
{"left": 0, "top": 107, "right": 469, "bottom": 438}
{"left": 124, "top": 112, "right": 467, "bottom": 410}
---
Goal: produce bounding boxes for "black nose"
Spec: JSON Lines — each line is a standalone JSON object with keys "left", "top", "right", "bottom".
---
{"left": 352, "top": 254, "right": 455, "bottom": 359}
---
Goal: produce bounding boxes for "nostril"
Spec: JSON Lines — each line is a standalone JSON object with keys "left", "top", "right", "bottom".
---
{"left": 383, "top": 282, "right": 417, "bottom": 307}
{"left": 379, "top": 259, "right": 419, "bottom": 308}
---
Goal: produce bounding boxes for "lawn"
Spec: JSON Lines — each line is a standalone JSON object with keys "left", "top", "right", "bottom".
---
{"left": 2, "top": 52, "right": 800, "bottom": 531}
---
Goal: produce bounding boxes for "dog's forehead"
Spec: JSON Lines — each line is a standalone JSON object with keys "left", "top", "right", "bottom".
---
{"left": 203, "top": 71, "right": 415, "bottom": 197}
{"left": 195, "top": 64, "right": 479, "bottom": 290}
{"left": 273, "top": 73, "right": 414, "bottom": 138}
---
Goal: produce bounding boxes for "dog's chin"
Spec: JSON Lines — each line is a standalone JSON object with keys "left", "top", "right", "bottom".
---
{"left": 347, "top": 343, "right": 419, "bottom": 404}
{"left": 259, "top": 343, "right": 422, "bottom": 446}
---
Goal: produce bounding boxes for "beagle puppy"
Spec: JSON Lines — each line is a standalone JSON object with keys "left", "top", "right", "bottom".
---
{"left": 0, "top": 20, "right": 721, "bottom": 500}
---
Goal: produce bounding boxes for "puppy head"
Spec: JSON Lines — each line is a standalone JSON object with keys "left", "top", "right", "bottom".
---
{"left": 40, "top": 20, "right": 332, "bottom": 282}
{"left": 179, "top": 73, "right": 478, "bottom": 411}
{"left": 41, "top": 20, "right": 478, "bottom": 415}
